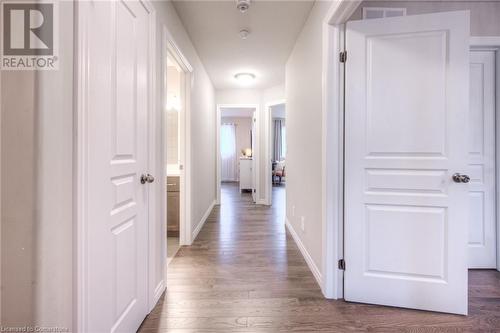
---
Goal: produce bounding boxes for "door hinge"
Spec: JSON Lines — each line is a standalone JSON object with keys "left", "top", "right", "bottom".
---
{"left": 339, "top": 51, "right": 347, "bottom": 63}
{"left": 338, "top": 259, "right": 346, "bottom": 270}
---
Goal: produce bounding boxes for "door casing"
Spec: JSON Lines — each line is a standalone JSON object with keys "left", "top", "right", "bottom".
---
{"left": 264, "top": 99, "right": 286, "bottom": 206}
{"left": 163, "top": 27, "right": 194, "bottom": 247}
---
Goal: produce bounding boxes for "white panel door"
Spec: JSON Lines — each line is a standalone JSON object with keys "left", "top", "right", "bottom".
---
{"left": 345, "top": 11, "right": 470, "bottom": 314}
{"left": 468, "top": 50, "right": 496, "bottom": 268}
{"left": 84, "top": 1, "right": 151, "bottom": 331}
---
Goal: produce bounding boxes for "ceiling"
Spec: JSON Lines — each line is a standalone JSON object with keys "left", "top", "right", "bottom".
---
{"left": 221, "top": 107, "right": 255, "bottom": 118}
{"left": 172, "top": 0, "right": 315, "bottom": 90}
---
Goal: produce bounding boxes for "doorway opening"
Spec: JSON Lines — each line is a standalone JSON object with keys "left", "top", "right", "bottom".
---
{"left": 216, "top": 104, "right": 259, "bottom": 205}
{"left": 218, "top": 106, "right": 256, "bottom": 204}
{"left": 267, "top": 102, "right": 286, "bottom": 209}
{"left": 165, "top": 52, "right": 183, "bottom": 264}
{"left": 163, "top": 36, "right": 193, "bottom": 263}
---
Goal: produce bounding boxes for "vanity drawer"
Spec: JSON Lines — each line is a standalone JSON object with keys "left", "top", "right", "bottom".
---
{"left": 167, "top": 176, "right": 180, "bottom": 192}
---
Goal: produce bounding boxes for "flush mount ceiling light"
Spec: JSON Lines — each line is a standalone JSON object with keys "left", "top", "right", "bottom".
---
{"left": 234, "top": 72, "right": 256, "bottom": 85}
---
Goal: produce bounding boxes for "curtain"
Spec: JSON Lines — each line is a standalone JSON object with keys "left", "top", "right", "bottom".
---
{"left": 273, "top": 119, "right": 286, "bottom": 161}
{"left": 221, "top": 124, "right": 237, "bottom": 181}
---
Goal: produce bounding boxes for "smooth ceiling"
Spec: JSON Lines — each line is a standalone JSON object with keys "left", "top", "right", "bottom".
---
{"left": 172, "top": 0, "right": 314, "bottom": 90}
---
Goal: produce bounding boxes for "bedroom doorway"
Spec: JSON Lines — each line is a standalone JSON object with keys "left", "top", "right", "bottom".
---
{"left": 216, "top": 104, "right": 260, "bottom": 205}
{"left": 270, "top": 103, "right": 286, "bottom": 208}
{"left": 218, "top": 106, "right": 256, "bottom": 203}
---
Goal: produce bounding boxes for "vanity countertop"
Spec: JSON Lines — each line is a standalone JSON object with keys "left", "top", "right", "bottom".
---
{"left": 167, "top": 165, "right": 181, "bottom": 176}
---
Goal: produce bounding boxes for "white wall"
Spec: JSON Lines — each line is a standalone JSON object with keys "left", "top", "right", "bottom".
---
{"left": 34, "top": 1, "right": 74, "bottom": 327}
{"left": 285, "top": 0, "right": 333, "bottom": 279}
{"left": 1, "top": 1, "right": 74, "bottom": 327}
{"left": 152, "top": 0, "right": 216, "bottom": 295}
{"left": 166, "top": 66, "right": 180, "bottom": 166}
{"left": 0, "top": 0, "right": 216, "bottom": 328}
{"left": 1, "top": 72, "right": 37, "bottom": 327}
{"left": 216, "top": 84, "right": 285, "bottom": 203}
{"left": 350, "top": 1, "right": 500, "bottom": 36}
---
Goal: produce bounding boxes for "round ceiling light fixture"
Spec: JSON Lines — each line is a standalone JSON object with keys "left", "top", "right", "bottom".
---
{"left": 234, "top": 72, "right": 256, "bottom": 85}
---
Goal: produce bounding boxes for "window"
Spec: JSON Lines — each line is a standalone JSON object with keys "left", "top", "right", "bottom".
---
{"left": 220, "top": 124, "right": 236, "bottom": 159}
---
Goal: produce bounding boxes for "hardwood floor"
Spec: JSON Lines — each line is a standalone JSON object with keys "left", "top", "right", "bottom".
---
{"left": 139, "top": 183, "right": 500, "bottom": 332}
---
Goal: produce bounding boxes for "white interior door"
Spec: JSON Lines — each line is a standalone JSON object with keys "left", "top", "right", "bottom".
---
{"left": 345, "top": 11, "right": 470, "bottom": 314}
{"left": 468, "top": 50, "right": 497, "bottom": 268}
{"left": 84, "top": 1, "right": 151, "bottom": 331}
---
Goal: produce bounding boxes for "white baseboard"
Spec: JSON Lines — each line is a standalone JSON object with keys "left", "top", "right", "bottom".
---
{"left": 285, "top": 218, "right": 323, "bottom": 288}
{"left": 256, "top": 199, "right": 268, "bottom": 205}
{"left": 150, "top": 279, "right": 165, "bottom": 311}
{"left": 191, "top": 200, "right": 216, "bottom": 243}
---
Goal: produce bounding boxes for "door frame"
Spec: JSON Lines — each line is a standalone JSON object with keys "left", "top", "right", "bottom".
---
{"left": 216, "top": 104, "right": 260, "bottom": 204}
{"left": 470, "top": 37, "right": 500, "bottom": 271}
{"left": 163, "top": 27, "right": 193, "bottom": 247}
{"left": 321, "top": 0, "right": 362, "bottom": 300}
{"left": 74, "top": 1, "right": 158, "bottom": 330}
{"left": 264, "top": 99, "right": 286, "bottom": 206}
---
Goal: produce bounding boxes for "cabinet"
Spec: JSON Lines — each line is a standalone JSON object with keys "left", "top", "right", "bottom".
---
{"left": 239, "top": 158, "right": 253, "bottom": 192}
{"left": 167, "top": 176, "right": 180, "bottom": 237}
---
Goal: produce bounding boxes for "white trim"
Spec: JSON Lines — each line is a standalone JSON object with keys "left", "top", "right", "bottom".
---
{"left": 321, "top": 0, "right": 361, "bottom": 300}
{"left": 163, "top": 26, "right": 194, "bottom": 247}
{"left": 191, "top": 200, "right": 216, "bottom": 242}
{"left": 254, "top": 106, "right": 260, "bottom": 204}
{"left": 497, "top": 46, "right": 500, "bottom": 273}
{"left": 74, "top": 2, "right": 90, "bottom": 330}
{"left": 325, "top": 0, "right": 362, "bottom": 25}
{"left": 470, "top": 37, "right": 500, "bottom": 48}
{"left": 148, "top": 5, "right": 160, "bottom": 312}
{"left": 0, "top": 29, "right": 2, "bottom": 325}
{"left": 152, "top": 279, "right": 165, "bottom": 307}
{"left": 216, "top": 106, "right": 221, "bottom": 205}
{"left": 216, "top": 103, "right": 260, "bottom": 204}
{"left": 286, "top": 218, "right": 322, "bottom": 287}
{"left": 264, "top": 99, "right": 286, "bottom": 206}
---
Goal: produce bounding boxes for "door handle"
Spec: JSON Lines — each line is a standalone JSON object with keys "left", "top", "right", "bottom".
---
{"left": 452, "top": 173, "right": 470, "bottom": 183}
{"left": 140, "top": 174, "right": 155, "bottom": 184}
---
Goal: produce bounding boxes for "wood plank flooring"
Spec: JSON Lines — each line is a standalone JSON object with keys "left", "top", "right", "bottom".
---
{"left": 139, "top": 183, "right": 500, "bottom": 332}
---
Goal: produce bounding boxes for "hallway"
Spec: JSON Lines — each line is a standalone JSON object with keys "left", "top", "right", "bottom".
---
{"left": 139, "top": 184, "right": 500, "bottom": 332}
